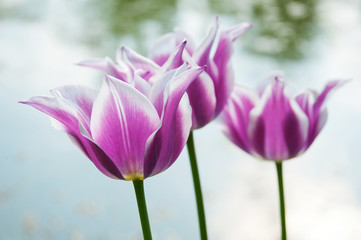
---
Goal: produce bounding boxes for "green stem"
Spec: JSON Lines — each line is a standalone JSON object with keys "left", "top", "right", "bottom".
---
{"left": 186, "top": 131, "right": 208, "bottom": 240}
{"left": 133, "top": 180, "right": 152, "bottom": 240}
{"left": 276, "top": 162, "right": 287, "bottom": 240}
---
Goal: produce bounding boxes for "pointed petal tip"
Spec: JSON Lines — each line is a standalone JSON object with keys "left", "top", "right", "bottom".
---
{"left": 180, "top": 39, "right": 187, "bottom": 47}
{"left": 176, "top": 40, "right": 187, "bottom": 51}
{"left": 116, "top": 46, "right": 126, "bottom": 58}
{"left": 223, "top": 22, "right": 252, "bottom": 42}
{"left": 244, "top": 22, "right": 253, "bottom": 29}
{"left": 270, "top": 71, "right": 285, "bottom": 81}
{"left": 18, "top": 96, "right": 41, "bottom": 105}
{"left": 76, "top": 60, "right": 89, "bottom": 67}
{"left": 328, "top": 78, "right": 351, "bottom": 88}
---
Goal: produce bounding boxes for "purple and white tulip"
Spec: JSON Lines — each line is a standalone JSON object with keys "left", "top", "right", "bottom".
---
{"left": 21, "top": 63, "right": 204, "bottom": 180}
{"left": 79, "top": 18, "right": 252, "bottom": 129}
{"left": 220, "top": 75, "right": 345, "bottom": 161}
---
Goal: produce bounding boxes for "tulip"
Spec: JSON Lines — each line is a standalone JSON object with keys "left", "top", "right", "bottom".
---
{"left": 79, "top": 18, "right": 251, "bottom": 129}
{"left": 221, "top": 75, "right": 344, "bottom": 160}
{"left": 20, "top": 62, "right": 204, "bottom": 240}
{"left": 220, "top": 74, "right": 345, "bottom": 240}
{"left": 149, "top": 18, "right": 252, "bottom": 129}
{"left": 79, "top": 18, "right": 251, "bottom": 240}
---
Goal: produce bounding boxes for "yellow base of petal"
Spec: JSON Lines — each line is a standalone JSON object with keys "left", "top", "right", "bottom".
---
{"left": 123, "top": 173, "right": 144, "bottom": 181}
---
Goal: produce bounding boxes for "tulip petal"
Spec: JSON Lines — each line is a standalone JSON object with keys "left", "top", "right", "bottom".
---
{"left": 117, "top": 47, "right": 160, "bottom": 81}
{"left": 144, "top": 66, "right": 204, "bottom": 177}
{"left": 211, "top": 22, "right": 252, "bottom": 116}
{"left": 78, "top": 57, "right": 128, "bottom": 81}
{"left": 50, "top": 85, "right": 97, "bottom": 133}
{"left": 307, "top": 80, "right": 346, "bottom": 147}
{"left": 20, "top": 96, "right": 79, "bottom": 133}
{"left": 149, "top": 33, "right": 176, "bottom": 66}
{"left": 20, "top": 94, "right": 124, "bottom": 179}
{"left": 148, "top": 68, "right": 179, "bottom": 116}
{"left": 160, "top": 40, "right": 187, "bottom": 72}
{"left": 248, "top": 78, "right": 309, "bottom": 160}
{"left": 149, "top": 30, "right": 196, "bottom": 66}
{"left": 173, "top": 28, "right": 196, "bottom": 54}
{"left": 90, "top": 76, "right": 160, "bottom": 180}
{"left": 133, "top": 73, "right": 152, "bottom": 96}
{"left": 69, "top": 131, "right": 125, "bottom": 180}
{"left": 220, "top": 85, "right": 258, "bottom": 153}
{"left": 193, "top": 17, "right": 219, "bottom": 66}
{"left": 183, "top": 52, "right": 217, "bottom": 129}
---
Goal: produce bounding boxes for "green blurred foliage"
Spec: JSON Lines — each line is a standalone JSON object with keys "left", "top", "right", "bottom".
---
{"left": 209, "top": 0, "right": 318, "bottom": 60}
{"left": 78, "top": 0, "right": 177, "bottom": 54}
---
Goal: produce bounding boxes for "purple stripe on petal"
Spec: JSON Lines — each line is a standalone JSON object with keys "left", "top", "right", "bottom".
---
{"left": 250, "top": 116, "right": 266, "bottom": 158}
{"left": 248, "top": 78, "right": 308, "bottom": 160}
{"left": 282, "top": 112, "right": 305, "bottom": 158}
{"left": 90, "top": 76, "right": 160, "bottom": 179}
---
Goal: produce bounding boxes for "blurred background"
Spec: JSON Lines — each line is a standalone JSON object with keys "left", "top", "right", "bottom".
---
{"left": 1, "top": 0, "right": 361, "bottom": 239}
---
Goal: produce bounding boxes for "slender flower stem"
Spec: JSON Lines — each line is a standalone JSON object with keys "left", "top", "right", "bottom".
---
{"left": 186, "top": 131, "right": 208, "bottom": 240}
{"left": 133, "top": 180, "right": 152, "bottom": 240}
{"left": 276, "top": 162, "right": 287, "bottom": 240}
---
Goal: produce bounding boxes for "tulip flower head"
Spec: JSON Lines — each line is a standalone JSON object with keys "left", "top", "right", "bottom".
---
{"left": 79, "top": 18, "right": 252, "bottom": 129}
{"left": 220, "top": 75, "right": 345, "bottom": 161}
{"left": 20, "top": 62, "right": 204, "bottom": 180}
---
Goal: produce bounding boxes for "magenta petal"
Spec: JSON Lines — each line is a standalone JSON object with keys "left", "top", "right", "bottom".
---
{"left": 193, "top": 17, "right": 219, "bottom": 66}
{"left": 306, "top": 80, "right": 346, "bottom": 147}
{"left": 148, "top": 68, "right": 180, "bottom": 116}
{"left": 160, "top": 40, "right": 187, "bottom": 72}
{"left": 220, "top": 85, "right": 258, "bottom": 153}
{"left": 211, "top": 22, "right": 252, "bottom": 117}
{"left": 20, "top": 94, "right": 124, "bottom": 179}
{"left": 144, "top": 66, "right": 204, "bottom": 178}
{"left": 248, "top": 78, "right": 309, "bottom": 160}
{"left": 182, "top": 52, "right": 217, "bottom": 129}
{"left": 78, "top": 57, "right": 128, "bottom": 81}
{"left": 50, "top": 85, "right": 97, "bottom": 133}
{"left": 173, "top": 28, "right": 196, "bottom": 55}
{"left": 90, "top": 76, "right": 160, "bottom": 180}
{"left": 69, "top": 132, "right": 125, "bottom": 180}
{"left": 20, "top": 96, "right": 80, "bottom": 133}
